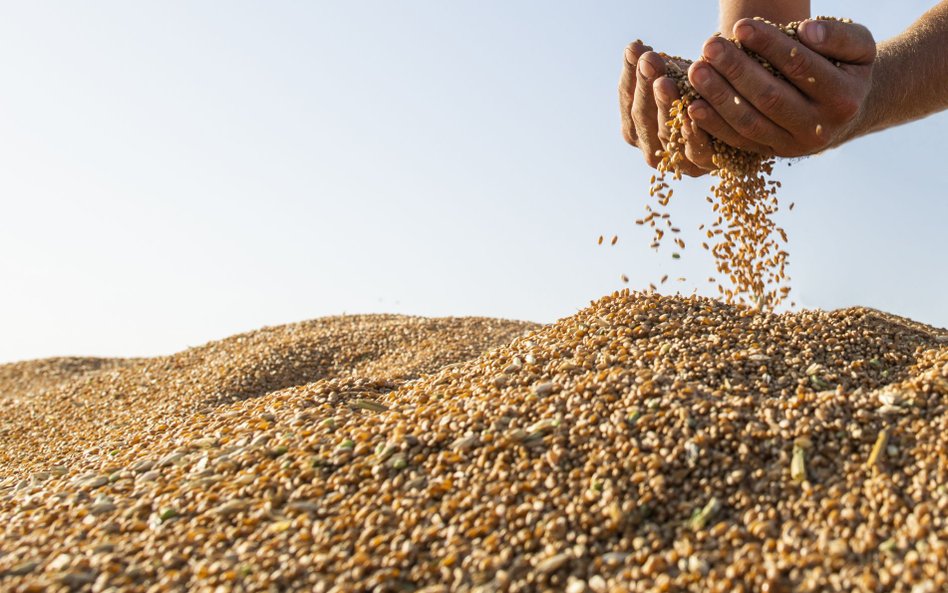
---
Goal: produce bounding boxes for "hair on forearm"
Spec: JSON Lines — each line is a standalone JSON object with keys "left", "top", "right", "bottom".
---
{"left": 859, "top": 1, "right": 948, "bottom": 136}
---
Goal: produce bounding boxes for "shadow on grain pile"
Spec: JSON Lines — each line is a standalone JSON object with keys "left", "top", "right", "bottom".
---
{"left": 1, "top": 291, "right": 947, "bottom": 592}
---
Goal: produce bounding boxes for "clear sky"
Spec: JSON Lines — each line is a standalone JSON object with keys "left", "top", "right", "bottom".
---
{"left": 1, "top": 1, "right": 945, "bottom": 362}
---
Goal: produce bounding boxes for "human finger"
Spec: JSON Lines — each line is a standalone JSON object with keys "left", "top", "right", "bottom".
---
{"left": 681, "top": 115, "right": 716, "bottom": 171}
{"left": 700, "top": 35, "right": 815, "bottom": 131}
{"left": 731, "top": 18, "right": 848, "bottom": 103}
{"left": 688, "top": 60, "right": 794, "bottom": 149}
{"left": 652, "top": 76, "right": 678, "bottom": 145}
{"left": 632, "top": 51, "right": 666, "bottom": 167}
{"left": 619, "top": 40, "right": 651, "bottom": 145}
{"left": 797, "top": 19, "right": 876, "bottom": 65}
{"left": 687, "top": 97, "right": 774, "bottom": 156}
{"left": 653, "top": 77, "right": 706, "bottom": 176}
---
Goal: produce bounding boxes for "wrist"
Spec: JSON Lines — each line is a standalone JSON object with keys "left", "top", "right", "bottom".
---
{"left": 831, "top": 44, "right": 885, "bottom": 148}
{"left": 719, "top": 0, "right": 810, "bottom": 35}
{"left": 859, "top": 40, "right": 903, "bottom": 137}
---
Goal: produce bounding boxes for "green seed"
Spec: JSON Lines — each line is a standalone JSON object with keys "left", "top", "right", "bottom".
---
{"left": 352, "top": 399, "right": 388, "bottom": 412}
{"left": 689, "top": 497, "right": 720, "bottom": 531}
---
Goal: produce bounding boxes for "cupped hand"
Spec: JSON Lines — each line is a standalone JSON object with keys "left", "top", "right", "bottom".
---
{"left": 619, "top": 41, "right": 714, "bottom": 177}
{"left": 686, "top": 18, "right": 876, "bottom": 157}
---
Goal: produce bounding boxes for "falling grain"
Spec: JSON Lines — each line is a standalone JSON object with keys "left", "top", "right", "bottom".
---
{"left": 642, "top": 17, "right": 849, "bottom": 308}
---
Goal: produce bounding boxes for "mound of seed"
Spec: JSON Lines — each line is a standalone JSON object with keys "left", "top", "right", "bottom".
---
{"left": 645, "top": 17, "right": 850, "bottom": 309}
{"left": 0, "top": 315, "right": 536, "bottom": 481}
{"left": 2, "top": 294, "right": 947, "bottom": 592}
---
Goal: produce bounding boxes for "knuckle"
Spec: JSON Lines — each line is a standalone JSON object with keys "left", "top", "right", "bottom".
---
{"left": 633, "top": 88, "right": 652, "bottom": 114}
{"left": 631, "top": 104, "right": 648, "bottom": 127}
{"left": 751, "top": 29, "right": 776, "bottom": 55}
{"left": 705, "top": 84, "right": 730, "bottom": 107}
{"left": 718, "top": 55, "right": 746, "bottom": 83}
{"left": 757, "top": 84, "right": 782, "bottom": 113}
{"left": 734, "top": 110, "right": 762, "bottom": 138}
{"left": 783, "top": 52, "right": 811, "bottom": 80}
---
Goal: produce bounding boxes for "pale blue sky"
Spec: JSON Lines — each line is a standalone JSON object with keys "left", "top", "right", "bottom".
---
{"left": 1, "top": 2, "right": 945, "bottom": 362}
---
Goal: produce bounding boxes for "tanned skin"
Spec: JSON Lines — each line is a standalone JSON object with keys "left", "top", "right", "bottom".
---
{"left": 620, "top": 1, "right": 948, "bottom": 176}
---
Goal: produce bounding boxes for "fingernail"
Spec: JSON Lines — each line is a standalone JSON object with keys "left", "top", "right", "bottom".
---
{"left": 691, "top": 64, "right": 710, "bottom": 86}
{"left": 735, "top": 23, "right": 754, "bottom": 42}
{"left": 703, "top": 38, "right": 724, "bottom": 62}
{"left": 639, "top": 59, "right": 657, "bottom": 79}
{"left": 802, "top": 20, "right": 825, "bottom": 44}
{"left": 624, "top": 46, "right": 634, "bottom": 64}
{"left": 689, "top": 103, "right": 707, "bottom": 119}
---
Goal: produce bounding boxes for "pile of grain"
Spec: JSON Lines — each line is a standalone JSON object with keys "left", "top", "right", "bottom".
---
{"left": 0, "top": 315, "right": 534, "bottom": 482}
{"left": 2, "top": 294, "right": 947, "bottom": 592}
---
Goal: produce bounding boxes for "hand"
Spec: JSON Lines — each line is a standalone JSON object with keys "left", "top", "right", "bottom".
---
{"left": 619, "top": 41, "right": 714, "bottom": 177}
{"left": 685, "top": 18, "right": 876, "bottom": 158}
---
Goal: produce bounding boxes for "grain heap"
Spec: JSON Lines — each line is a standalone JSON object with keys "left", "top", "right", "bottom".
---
{"left": 0, "top": 315, "right": 534, "bottom": 481}
{"left": 644, "top": 17, "right": 850, "bottom": 309}
{"left": 2, "top": 293, "right": 947, "bottom": 592}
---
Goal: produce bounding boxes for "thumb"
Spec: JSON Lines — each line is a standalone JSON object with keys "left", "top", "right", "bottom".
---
{"left": 798, "top": 19, "right": 876, "bottom": 65}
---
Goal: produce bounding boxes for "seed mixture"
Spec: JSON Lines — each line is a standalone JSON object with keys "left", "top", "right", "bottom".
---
{"left": 2, "top": 292, "right": 947, "bottom": 592}
{"left": 0, "top": 315, "right": 534, "bottom": 481}
{"left": 642, "top": 17, "right": 851, "bottom": 309}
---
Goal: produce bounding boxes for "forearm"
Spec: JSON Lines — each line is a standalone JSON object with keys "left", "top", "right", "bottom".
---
{"left": 719, "top": 0, "right": 810, "bottom": 33}
{"left": 850, "top": 2, "right": 948, "bottom": 140}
